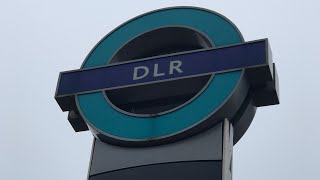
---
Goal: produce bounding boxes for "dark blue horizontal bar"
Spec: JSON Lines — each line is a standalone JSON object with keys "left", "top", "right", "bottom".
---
{"left": 56, "top": 39, "right": 269, "bottom": 97}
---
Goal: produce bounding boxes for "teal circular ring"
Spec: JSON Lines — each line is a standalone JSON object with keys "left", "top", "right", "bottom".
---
{"left": 77, "top": 7, "right": 243, "bottom": 141}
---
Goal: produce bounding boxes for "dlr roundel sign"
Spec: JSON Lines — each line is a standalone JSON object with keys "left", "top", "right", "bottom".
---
{"left": 55, "top": 7, "right": 279, "bottom": 147}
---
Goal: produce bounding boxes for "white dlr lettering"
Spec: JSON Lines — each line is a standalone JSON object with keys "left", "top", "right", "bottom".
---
{"left": 133, "top": 60, "right": 183, "bottom": 80}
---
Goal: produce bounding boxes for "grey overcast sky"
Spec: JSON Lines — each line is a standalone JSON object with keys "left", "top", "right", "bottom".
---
{"left": 1, "top": 0, "right": 319, "bottom": 179}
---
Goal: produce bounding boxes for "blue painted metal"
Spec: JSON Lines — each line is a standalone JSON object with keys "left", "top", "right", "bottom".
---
{"left": 57, "top": 40, "right": 267, "bottom": 96}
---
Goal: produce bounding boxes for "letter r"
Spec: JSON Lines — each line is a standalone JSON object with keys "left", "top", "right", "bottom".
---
{"left": 169, "top": 60, "right": 183, "bottom": 74}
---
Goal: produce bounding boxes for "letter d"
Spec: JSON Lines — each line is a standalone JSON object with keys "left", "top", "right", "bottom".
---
{"left": 133, "top": 66, "right": 149, "bottom": 80}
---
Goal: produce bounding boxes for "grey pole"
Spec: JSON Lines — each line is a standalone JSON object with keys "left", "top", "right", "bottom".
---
{"left": 87, "top": 119, "right": 233, "bottom": 180}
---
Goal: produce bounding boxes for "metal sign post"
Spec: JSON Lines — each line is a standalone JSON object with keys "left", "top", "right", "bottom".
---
{"left": 55, "top": 7, "right": 279, "bottom": 180}
{"left": 88, "top": 119, "right": 233, "bottom": 180}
